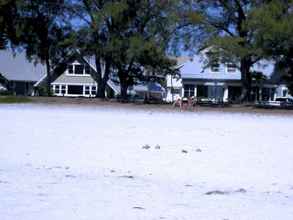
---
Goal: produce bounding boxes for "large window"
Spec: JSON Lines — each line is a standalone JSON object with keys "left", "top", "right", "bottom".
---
{"left": 68, "top": 85, "right": 83, "bottom": 95}
{"left": 54, "top": 85, "right": 66, "bottom": 95}
{"left": 68, "top": 65, "right": 74, "bottom": 74}
{"left": 228, "top": 86, "right": 242, "bottom": 102}
{"left": 184, "top": 84, "right": 195, "bottom": 97}
{"left": 197, "top": 85, "right": 208, "bottom": 98}
{"left": 61, "top": 85, "right": 66, "bottom": 95}
{"left": 91, "top": 86, "right": 97, "bottom": 96}
{"left": 55, "top": 85, "right": 60, "bottom": 94}
{"left": 67, "top": 63, "right": 91, "bottom": 75}
{"left": 208, "top": 86, "right": 224, "bottom": 100}
{"left": 74, "top": 64, "right": 84, "bottom": 75}
{"left": 85, "top": 86, "right": 90, "bottom": 95}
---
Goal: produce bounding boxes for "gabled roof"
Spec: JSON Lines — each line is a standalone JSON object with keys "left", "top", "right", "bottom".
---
{"left": 177, "top": 53, "right": 275, "bottom": 80}
{"left": 0, "top": 82, "right": 7, "bottom": 91}
{"left": 0, "top": 50, "right": 46, "bottom": 82}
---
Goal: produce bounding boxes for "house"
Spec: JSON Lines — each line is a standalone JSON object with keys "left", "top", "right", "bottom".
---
{"left": 167, "top": 51, "right": 288, "bottom": 103}
{"left": 35, "top": 54, "right": 165, "bottom": 99}
{"left": 0, "top": 50, "right": 46, "bottom": 95}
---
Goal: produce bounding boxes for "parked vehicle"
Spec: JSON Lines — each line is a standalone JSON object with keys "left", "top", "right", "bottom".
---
{"left": 256, "top": 97, "right": 293, "bottom": 109}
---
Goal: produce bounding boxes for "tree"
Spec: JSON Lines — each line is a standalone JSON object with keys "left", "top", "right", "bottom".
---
{"left": 19, "top": 0, "right": 72, "bottom": 96}
{"left": 0, "top": 0, "right": 22, "bottom": 49}
{"left": 1, "top": 0, "right": 72, "bottom": 95}
{"left": 104, "top": 0, "right": 179, "bottom": 100}
{"left": 180, "top": 0, "right": 267, "bottom": 101}
{"left": 73, "top": 0, "right": 179, "bottom": 101}
{"left": 70, "top": 0, "right": 114, "bottom": 99}
{"left": 249, "top": 0, "right": 293, "bottom": 94}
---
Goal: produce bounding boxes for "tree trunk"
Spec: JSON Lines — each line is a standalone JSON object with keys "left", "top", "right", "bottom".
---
{"left": 239, "top": 57, "right": 252, "bottom": 102}
{"left": 118, "top": 70, "right": 128, "bottom": 102}
{"left": 94, "top": 55, "right": 103, "bottom": 98}
{"left": 45, "top": 56, "right": 51, "bottom": 97}
{"left": 97, "top": 58, "right": 111, "bottom": 99}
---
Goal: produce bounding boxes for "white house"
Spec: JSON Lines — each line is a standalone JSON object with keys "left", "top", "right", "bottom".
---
{"left": 166, "top": 51, "right": 289, "bottom": 103}
{"left": 49, "top": 59, "right": 100, "bottom": 97}
{"left": 35, "top": 54, "right": 165, "bottom": 99}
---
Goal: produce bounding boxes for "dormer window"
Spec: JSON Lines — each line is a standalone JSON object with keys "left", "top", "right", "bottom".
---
{"left": 68, "top": 65, "right": 74, "bottom": 74}
{"left": 211, "top": 62, "right": 220, "bottom": 72}
{"left": 67, "top": 63, "right": 91, "bottom": 75}
{"left": 75, "top": 64, "right": 84, "bottom": 75}
{"left": 227, "top": 63, "right": 237, "bottom": 73}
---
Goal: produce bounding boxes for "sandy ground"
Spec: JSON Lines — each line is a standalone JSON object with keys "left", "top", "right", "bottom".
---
{"left": 0, "top": 104, "right": 293, "bottom": 220}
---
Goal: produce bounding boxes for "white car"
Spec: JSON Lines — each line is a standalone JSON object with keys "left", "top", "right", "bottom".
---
{"left": 256, "top": 97, "right": 293, "bottom": 109}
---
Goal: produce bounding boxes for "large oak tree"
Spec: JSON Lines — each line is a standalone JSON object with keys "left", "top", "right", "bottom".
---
{"left": 249, "top": 0, "right": 293, "bottom": 94}
{"left": 180, "top": 0, "right": 268, "bottom": 101}
{"left": 74, "top": 0, "right": 179, "bottom": 100}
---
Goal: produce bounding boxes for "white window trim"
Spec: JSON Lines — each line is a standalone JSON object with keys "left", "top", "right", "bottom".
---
{"left": 90, "top": 85, "right": 97, "bottom": 97}
{"left": 52, "top": 83, "right": 98, "bottom": 97}
{"left": 65, "top": 62, "right": 92, "bottom": 76}
{"left": 53, "top": 84, "right": 61, "bottom": 96}
{"left": 226, "top": 62, "right": 237, "bottom": 73}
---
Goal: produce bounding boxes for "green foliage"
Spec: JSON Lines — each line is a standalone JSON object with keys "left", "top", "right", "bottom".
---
{"left": 249, "top": 0, "right": 293, "bottom": 94}
{"left": 179, "top": 0, "right": 273, "bottom": 101}
{"left": 0, "top": 96, "right": 31, "bottom": 103}
{"left": 74, "top": 0, "right": 179, "bottom": 100}
{"left": 0, "top": 0, "right": 22, "bottom": 48}
{"left": 249, "top": 0, "right": 293, "bottom": 56}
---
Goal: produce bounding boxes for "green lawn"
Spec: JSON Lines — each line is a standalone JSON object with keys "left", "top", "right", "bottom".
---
{"left": 0, "top": 96, "right": 32, "bottom": 104}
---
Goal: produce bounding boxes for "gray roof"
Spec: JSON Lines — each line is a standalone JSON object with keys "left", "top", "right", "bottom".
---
{"left": 52, "top": 73, "right": 96, "bottom": 84}
{"left": 0, "top": 50, "right": 46, "bottom": 82}
{"left": 0, "top": 83, "right": 6, "bottom": 91}
{"left": 179, "top": 54, "right": 275, "bottom": 81}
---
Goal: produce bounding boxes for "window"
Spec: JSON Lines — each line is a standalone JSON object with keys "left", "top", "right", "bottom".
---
{"left": 67, "top": 63, "right": 92, "bottom": 75}
{"left": 68, "top": 85, "right": 83, "bottom": 95}
{"left": 211, "top": 62, "right": 220, "bottom": 72}
{"left": 61, "top": 85, "right": 66, "bottom": 95}
{"left": 85, "top": 65, "right": 91, "bottom": 74}
{"left": 262, "top": 88, "right": 275, "bottom": 101}
{"left": 184, "top": 85, "right": 195, "bottom": 97}
{"left": 228, "top": 86, "right": 242, "bottom": 102}
{"left": 74, "top": 64, "right": 84, "bottom": 75}
{"left": 68, "top": 65, "right": 73, "bottom": 74}
{"left": 197, "top": 85, "right": 208, "bottom": 98}
{"left": 283, "top": 89, "right": 288, "bottom": 97}
{"left": 208, "top": 86, "right": 224, "bottom": 100}
{"left": 85, "top": 86, "right": 90, "bottom": 95}
{"left": 227, "top": 63, "right": 237, "bottom": 72}
{"left": 91, "top": 86, "right": 97, "bottom": 96}
{"left": 55, "top": 85, "right": 60, "bottom": 94}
